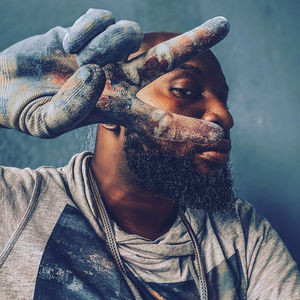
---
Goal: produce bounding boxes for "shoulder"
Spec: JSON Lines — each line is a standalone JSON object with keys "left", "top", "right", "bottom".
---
{"left": 208, "top": 198, "right": 268, "bottom": 236}
{"left": 0, "top": 150, "right": 93, "bottom": 208}
{"left": 232, "top": 198, "right": 277, "bottom": 246}
{"left": 220, "top": 199, "right": 300, "bottom": 298}
{"left": 0, "top": 165, "right": 42, "bottom": 262}
{"left": 0, "top": 151, "right": 91, "bottom": 255}
{"left": 187, "top": 198, "right": 281, "bottom": 267}
{"left": 0, "top": 165, "right": 40, "bottom": 209}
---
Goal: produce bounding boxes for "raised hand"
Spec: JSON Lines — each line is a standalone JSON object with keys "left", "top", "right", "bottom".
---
{"left": 0, "top": 8, "right": 229, "bottom": 144}
{"left": 85, "top": 17, "right": 230, "bottom": 144}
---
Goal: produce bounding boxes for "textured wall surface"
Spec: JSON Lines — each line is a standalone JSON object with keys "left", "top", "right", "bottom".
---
{"left": 0, "top": 0, "right": 299, "bottom": 266}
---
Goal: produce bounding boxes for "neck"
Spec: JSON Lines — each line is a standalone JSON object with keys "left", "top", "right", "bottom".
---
{"left": 91, "top": 151, "right": 177, "bottom": 241}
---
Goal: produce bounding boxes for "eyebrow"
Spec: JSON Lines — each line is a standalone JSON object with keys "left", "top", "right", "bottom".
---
{"left": 177, "top": 64, "right": 203, "bottom": 75}
{"left": 177, "top": 64, "right": 230, "bottom": 92}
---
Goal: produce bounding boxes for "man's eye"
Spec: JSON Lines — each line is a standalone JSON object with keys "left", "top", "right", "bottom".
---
{"left": 170, "top": 88, "right": 199, "bottom": 98}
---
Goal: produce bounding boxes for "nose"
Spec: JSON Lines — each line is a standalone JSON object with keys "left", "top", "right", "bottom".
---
{"left": 201, "top": 96, "right": 234, "bottom": 132}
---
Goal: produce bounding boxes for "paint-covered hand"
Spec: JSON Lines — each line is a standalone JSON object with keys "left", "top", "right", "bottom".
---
{"left": 0, "top": 9, "right": 229, "bottom": 144}
{"left": 63, "top": 10, "right": 230, "bottom": 144}
{"left": 0, "top": 9, "right": 142, "bottom": 138}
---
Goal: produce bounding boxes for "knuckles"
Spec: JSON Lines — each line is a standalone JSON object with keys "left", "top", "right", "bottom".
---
{"left": 63, "top": 8, "right": 143, "bottom": 68}
{"left": 63, "top": 9, "right": 115, "bottom": 54}
{"left": 75, "top": 21, "right": 143, "bottom": 67}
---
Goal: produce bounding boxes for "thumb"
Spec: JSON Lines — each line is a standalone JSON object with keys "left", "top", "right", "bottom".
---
{"left": 23, "top": 64, "right": 105, "bottom": 137}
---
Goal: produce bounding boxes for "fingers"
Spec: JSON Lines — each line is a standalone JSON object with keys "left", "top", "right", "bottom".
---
{"left": 23, "top": 64, "right": 105, "bottom": 137}
{"left": 63, "top": 9, "right": 115, "bottom": 54}
{"left": 81, "top": 92, "right": 224, "bottom": 145}
{"left": 127, "top": 96, "right": 224, "bottom": 144}
{"left": 122, "top": 16, "right": 229, "bottom": 87}
{"left": 63, "top": 9, "right": 143, "bottom": 67}
{"left": 76, "top": 20, "right": 143, "bottom": 67}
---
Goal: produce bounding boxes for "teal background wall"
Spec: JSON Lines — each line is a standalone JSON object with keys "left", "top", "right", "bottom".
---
{"left": 0, "top": 0, "right": 299, "bottom": 267}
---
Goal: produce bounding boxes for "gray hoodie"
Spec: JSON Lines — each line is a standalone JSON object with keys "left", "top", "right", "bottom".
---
{"left": 0, "top": 152, "right": 299, "bottom": 299}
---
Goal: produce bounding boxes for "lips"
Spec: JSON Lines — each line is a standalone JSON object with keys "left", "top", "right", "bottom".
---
{"left": 194, "top": 139, "right": 231, "bottom": 164}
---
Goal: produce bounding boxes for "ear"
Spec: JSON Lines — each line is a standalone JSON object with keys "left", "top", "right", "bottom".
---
{"left": 100, "top": 123, "right": 120, "bottom": 131}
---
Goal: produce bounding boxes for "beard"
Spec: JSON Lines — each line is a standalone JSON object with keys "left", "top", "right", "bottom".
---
{"left": 123, "top": 127, "right": 236, "bottom": 212}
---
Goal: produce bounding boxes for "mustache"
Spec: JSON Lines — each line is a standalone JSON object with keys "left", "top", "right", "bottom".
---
{"left": 192, "top": 138, "right": 231, "bottom": 154}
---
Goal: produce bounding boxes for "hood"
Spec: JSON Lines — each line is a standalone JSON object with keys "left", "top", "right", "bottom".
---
{"left": 61, "top": 151, "right": 107, "bottom": 241}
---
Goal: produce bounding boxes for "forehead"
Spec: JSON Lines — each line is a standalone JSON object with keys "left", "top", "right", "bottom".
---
{"left": 183, "top": 50, "right": 226, "bottom": 83}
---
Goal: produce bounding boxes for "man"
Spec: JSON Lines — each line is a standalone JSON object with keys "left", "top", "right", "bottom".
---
{"left": 0, "top": 9, "right": 299, "bottom": 300}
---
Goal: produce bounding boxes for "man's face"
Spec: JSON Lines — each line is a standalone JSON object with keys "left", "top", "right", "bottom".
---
{"left": 122, "top": 42, "right": 235, "bottom": 211}
{"left": 136, "top": 49, "right": 233, "bottom": 172}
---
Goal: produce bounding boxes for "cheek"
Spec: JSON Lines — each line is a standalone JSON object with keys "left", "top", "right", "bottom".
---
{"left": 136, "top": 91, "right": 162, "bottom": 111}
{"left": 136, "top": 84, "right": 173, "bottom": 112}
